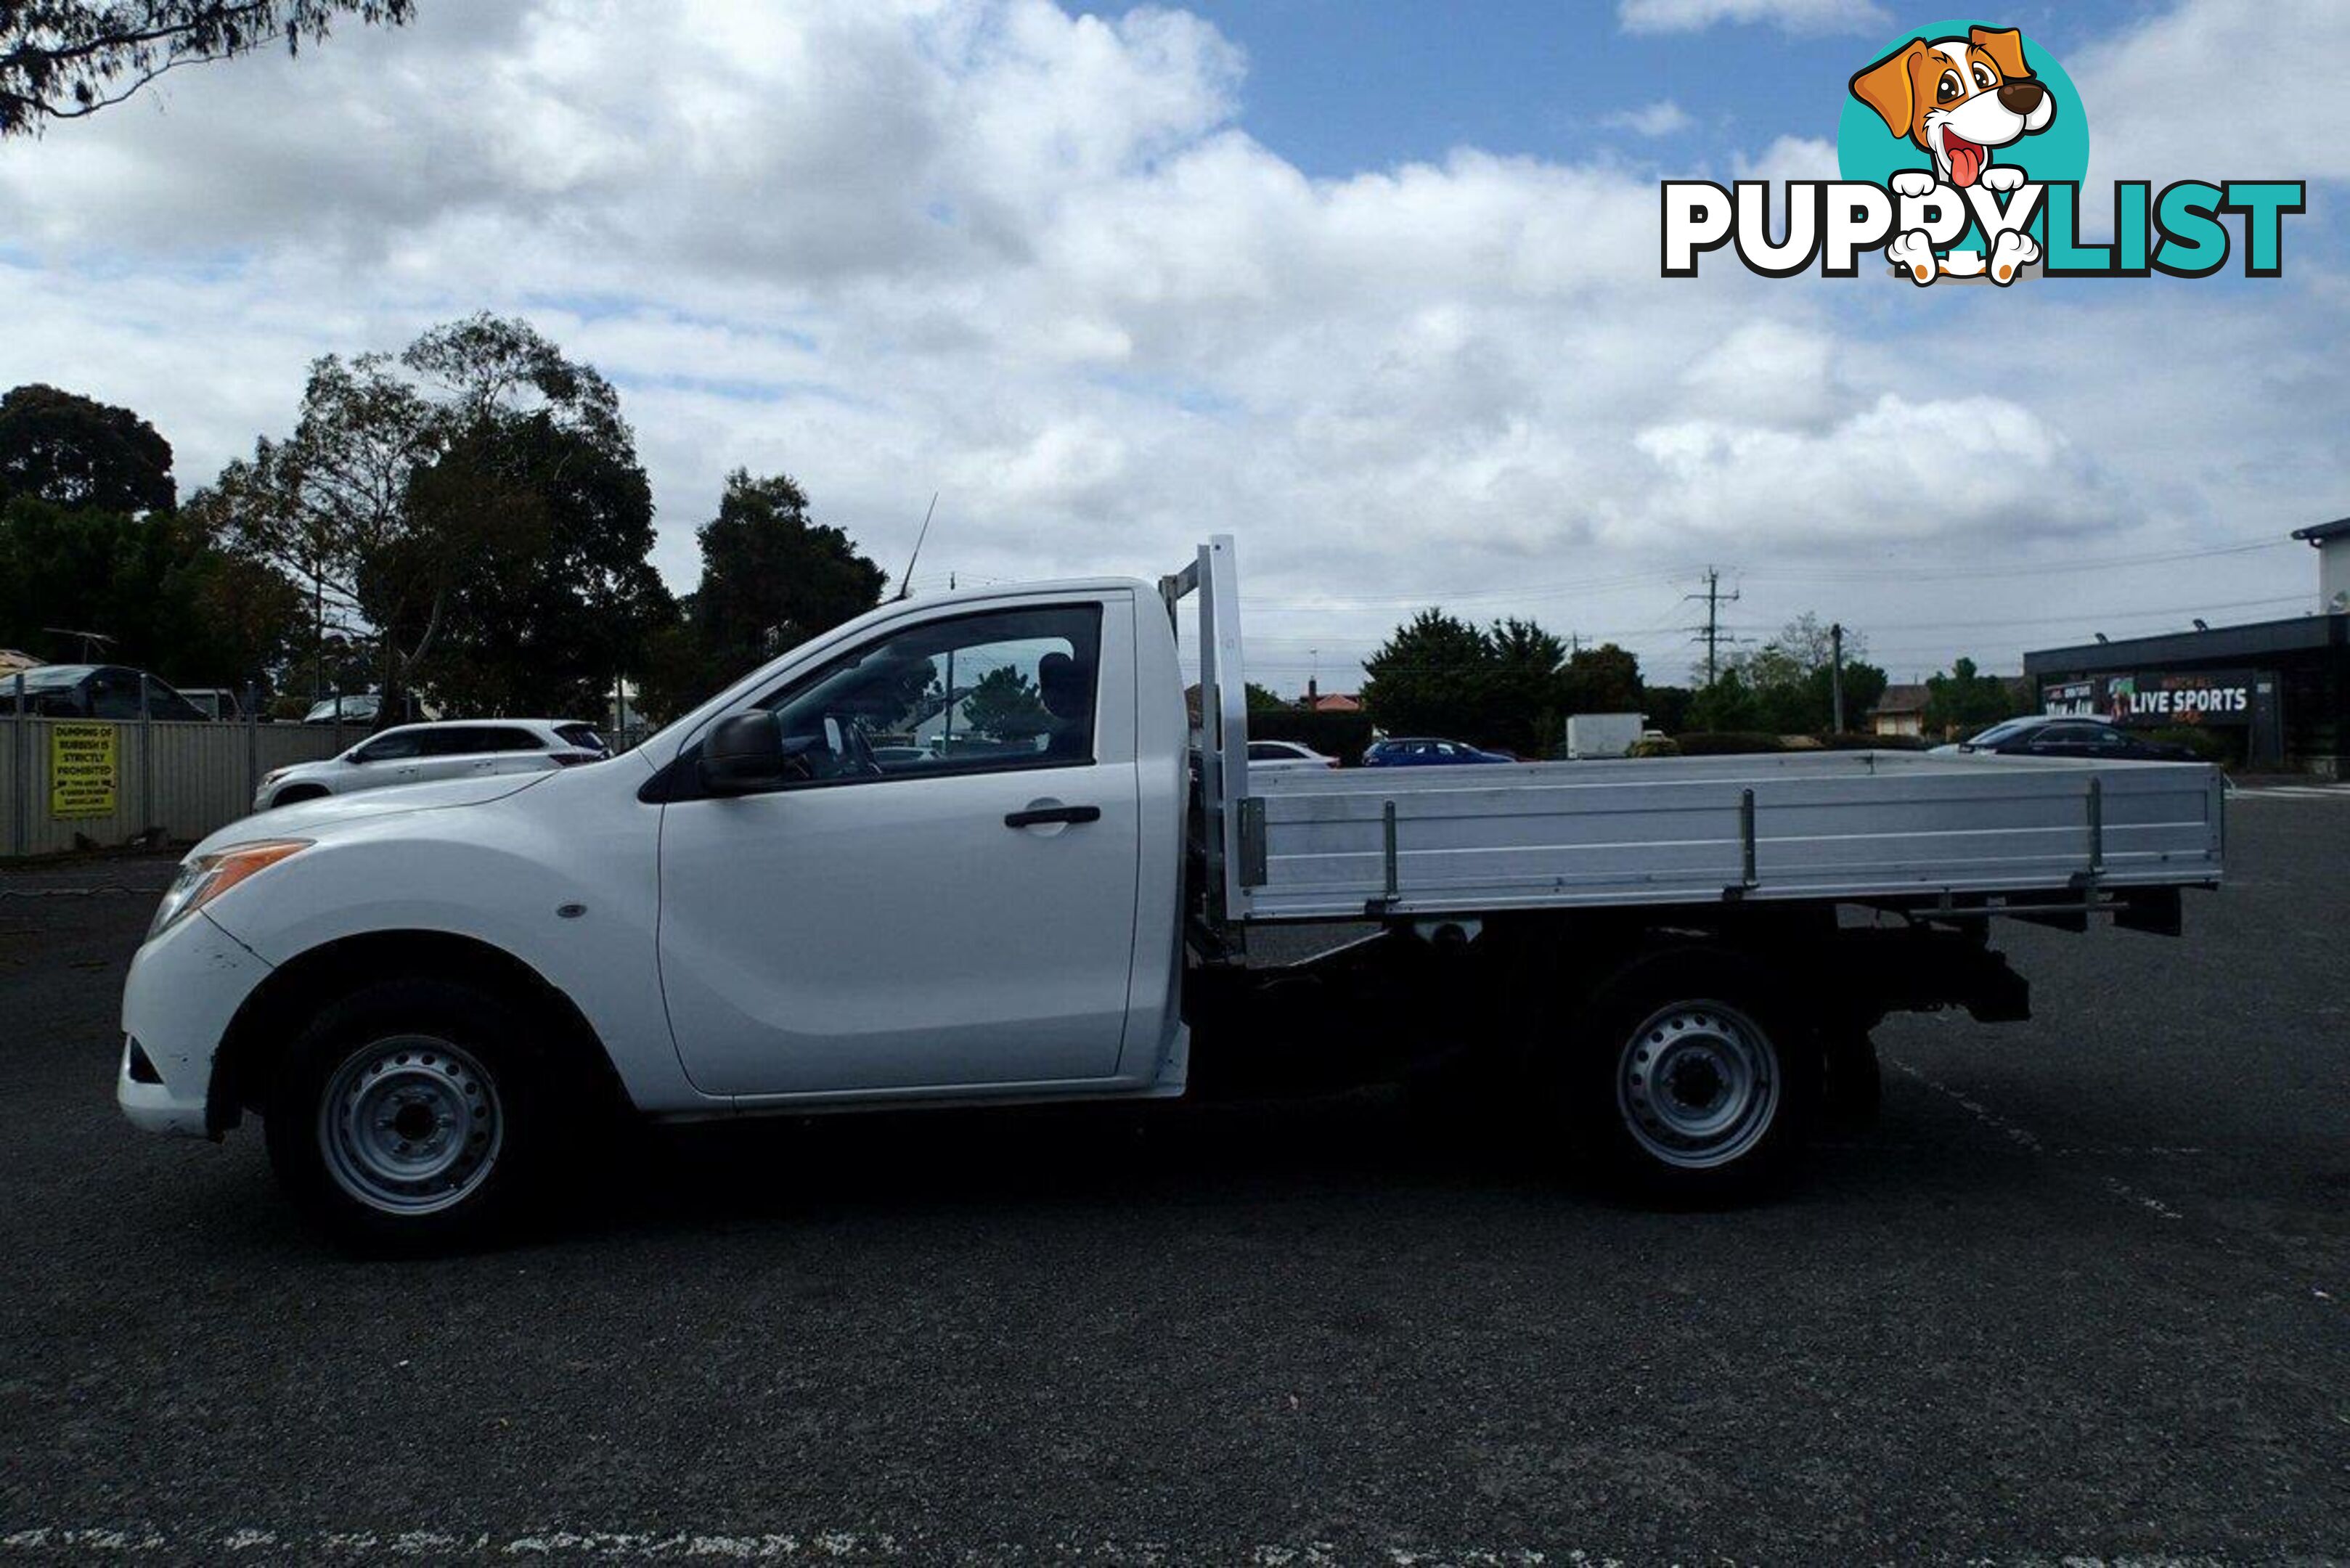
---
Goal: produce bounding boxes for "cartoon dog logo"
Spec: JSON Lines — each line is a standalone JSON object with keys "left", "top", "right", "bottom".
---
{"left": 1850, "top": 26, "right": 2056, "bottom": 282}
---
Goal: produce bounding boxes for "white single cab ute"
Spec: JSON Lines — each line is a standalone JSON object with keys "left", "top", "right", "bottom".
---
{"left": 119, "top": 537, "right": 2227, "bottom": 1249}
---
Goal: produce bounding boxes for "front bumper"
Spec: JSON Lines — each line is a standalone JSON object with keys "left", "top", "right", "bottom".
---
{"left": 117, "top": 910, "right": 273, "bottom": 1138}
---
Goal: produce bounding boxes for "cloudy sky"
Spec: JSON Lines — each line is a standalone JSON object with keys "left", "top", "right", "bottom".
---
{"left": 1, "top": 0, "right": 2342, "bottom": 692}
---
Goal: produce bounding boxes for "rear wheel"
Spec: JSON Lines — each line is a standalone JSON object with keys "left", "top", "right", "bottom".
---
{"left": 265, "top": 978, "right": 549, "bottom": 1251}
{"left": 1562, "top": 950, "right": 1816, "bottom": 1201}
{"left": 1819, "top": 1024, "right": 1883, "bottom": 1132}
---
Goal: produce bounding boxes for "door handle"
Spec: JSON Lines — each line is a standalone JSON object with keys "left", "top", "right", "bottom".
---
{"left": 1005, "top": 804, "right": 1101, "bottom": 828}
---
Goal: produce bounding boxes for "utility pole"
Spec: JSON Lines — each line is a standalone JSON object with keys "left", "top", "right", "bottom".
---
{"left": 311, "top": 551, "right": 326, "bottom": 703}
{"left": 1683, "top": 567, "right": 1741, "bottom": 686}
{"left": 1830, "top": 621, "right": 1846, "bottom": 732}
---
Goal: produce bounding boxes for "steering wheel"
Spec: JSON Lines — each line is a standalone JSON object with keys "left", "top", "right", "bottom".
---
{"left": 836, "top": 715, "right": 884, "bottom": 779}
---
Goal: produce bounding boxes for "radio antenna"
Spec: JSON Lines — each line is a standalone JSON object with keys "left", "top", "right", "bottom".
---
{"left": 895, "top": 492, "right": 939, "bottom": 601}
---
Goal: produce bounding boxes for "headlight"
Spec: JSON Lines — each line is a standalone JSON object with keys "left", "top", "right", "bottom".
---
{"left": 261, "top": 768, "right": 290, "bottom": 788}
{"left": 148, "top": 840, "right": 311, "bottom": 941}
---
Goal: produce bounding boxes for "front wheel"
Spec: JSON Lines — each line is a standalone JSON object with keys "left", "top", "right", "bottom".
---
{"left": 1562, "top": 951, "right": 1816, "bottom": 1201}
{"left": 265, "top": 979, "right": 549, "bottom": 1251}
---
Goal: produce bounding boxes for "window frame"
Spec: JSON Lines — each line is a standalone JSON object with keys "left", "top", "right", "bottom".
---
{"left": 652, "top": 602, "right": 1107, "bottom": 801}
{"left": 352, "top": 730, "right": 425, "bottom": 764}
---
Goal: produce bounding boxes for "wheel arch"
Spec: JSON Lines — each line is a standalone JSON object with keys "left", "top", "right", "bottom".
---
{"left": 206, "top": 929, "right": 633, "bottom": 1135}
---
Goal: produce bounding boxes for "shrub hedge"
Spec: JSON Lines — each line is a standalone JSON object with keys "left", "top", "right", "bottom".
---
{"left": 1249, "top": 708, "right": 1376, "bottom": 764}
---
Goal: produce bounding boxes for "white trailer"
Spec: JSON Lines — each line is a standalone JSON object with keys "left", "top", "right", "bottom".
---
{"left": 1564, "top": 712, "right": 1644, "bottom": 760}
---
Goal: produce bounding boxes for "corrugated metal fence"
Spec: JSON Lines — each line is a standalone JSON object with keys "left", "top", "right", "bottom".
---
{"left": 2, "top": 713, "right": 358, "bottom": 859}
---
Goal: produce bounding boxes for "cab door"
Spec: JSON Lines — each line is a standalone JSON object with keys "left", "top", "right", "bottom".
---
{"left": 654, "top": 595, "right": 1143, "bottom": 1099}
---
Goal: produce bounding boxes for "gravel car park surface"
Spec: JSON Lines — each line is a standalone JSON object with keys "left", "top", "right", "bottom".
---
{"left": 3, "top": 795, "right": 2347, "bottom": 1564}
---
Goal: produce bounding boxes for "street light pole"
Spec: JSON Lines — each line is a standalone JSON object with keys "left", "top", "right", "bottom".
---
{"left": 1830, "top": 621, "right": 1846, "bottom": 732}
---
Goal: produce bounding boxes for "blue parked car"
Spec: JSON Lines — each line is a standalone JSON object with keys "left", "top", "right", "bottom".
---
{"left": 1361, "top": 736, "right": 1517, "bottom": 767}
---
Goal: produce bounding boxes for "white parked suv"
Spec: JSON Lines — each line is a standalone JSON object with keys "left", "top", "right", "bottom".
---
{"left": 255, "top": 719, "right": 609, "bottom": 812}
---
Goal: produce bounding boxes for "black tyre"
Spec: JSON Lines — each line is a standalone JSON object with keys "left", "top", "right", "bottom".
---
{"left": 264, "top": 978, "right": 550, "bottom": 1252}
{"left": 271, "top": 785, "right": 328, "bottom": 807}
{"left": 1819, "top": 1023, "right": 1883, "bottom": 1133}
{"left": 1561, "top": 949, "right": 1818, "bottom": 1201}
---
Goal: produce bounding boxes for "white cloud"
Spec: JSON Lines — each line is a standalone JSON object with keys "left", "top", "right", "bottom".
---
{"left": 1603, "top": 100, "right": 1693, "bottom": 137}
{"left": 2070, "top": 0, "right": 2350, "bottom": 181}
{"left": 1625, "top": 393, "right": 2120, "bottom": 547}
{"left": 1617, "top": 0, "right": 1888, "bottom": 36}
{"left": 0, "top": 0, "right": 2341, "bottom": 693}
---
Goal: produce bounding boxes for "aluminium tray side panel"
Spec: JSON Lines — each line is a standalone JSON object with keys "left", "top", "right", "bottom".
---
{"left": 1239, "top": 752, "right": 2222, "bottom": 920}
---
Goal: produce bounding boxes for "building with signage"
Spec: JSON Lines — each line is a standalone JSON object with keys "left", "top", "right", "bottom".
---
{"left": 2023, "top": 518, "right": 2350, "bottom": 775}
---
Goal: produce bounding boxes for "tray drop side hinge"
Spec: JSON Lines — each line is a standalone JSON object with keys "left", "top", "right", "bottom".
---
{"left": 1237, "top": 796, "right": 1268, "bottom": 889}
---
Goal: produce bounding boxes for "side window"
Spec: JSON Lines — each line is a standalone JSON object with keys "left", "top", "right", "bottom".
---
{"left": 757, "top": 603, "right": 1103, "bottom": 785}
{"left": 478, "top": 727, "right": 544, "bottom": 752}
{"left": 1248, "top": 742, "right": 1283, "bottom": 761}
{"left": 145, "top": 681, "right": 203, "bottom": 721}
{"left": 419, "top": 727, "right": 489, "bottom": 756}
{"left": 89, "top": 671, "right": 141, "bottom": 721}
{"left": 355, "top": 731, "right": 423, "bottom": 763}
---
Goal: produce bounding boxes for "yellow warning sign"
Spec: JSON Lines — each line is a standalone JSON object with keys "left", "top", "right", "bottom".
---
{"left": 50, "top": 723, "right": 118, "bottom": 820}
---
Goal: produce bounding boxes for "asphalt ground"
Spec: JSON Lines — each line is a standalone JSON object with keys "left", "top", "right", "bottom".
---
{"left": 2, "top": 791, "right": 2346, "bottom": 1564}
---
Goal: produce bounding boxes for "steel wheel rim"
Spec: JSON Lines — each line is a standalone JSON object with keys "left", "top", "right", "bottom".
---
{"left": 319, "top": 1034, "right": 503, "bottom": 1215}
{"left": 1615, "top": 1000, "right": 1779, "bottom": 1169}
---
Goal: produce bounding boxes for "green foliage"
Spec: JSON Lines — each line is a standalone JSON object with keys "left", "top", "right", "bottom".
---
{"left": 1673, "top": 730, "right": 1787, "bottom": 756}
{"left": 1361, "top": 608, "right": 1644, "bottom": 757}
{"left": 192, "top": 349, "right": 446, "bottom": 701}
{"left": 1248, "top": 707, "right": 1374, "bottom": 763}
{"left": 1820, "top": 730, "right": 1929, "bottom": 751}
{"left": 195, "top": 314, "right": 669, "bottom": 719}
{"left": 1642, "top": 684, "right": 1694, "bottom": 735}
{"left": 635, "top": 469, "right": 889, "bottom": 721}
{"left": 1923, "top": 656, "right": 2016, "bottom": 738}
{"left": 423, "top": 411, "right": 675, "bottom": 719}
{"left": 0, "top": 384, "right": 175, "bottom": 515}
{"left": 1705, "top": 612, "right": 1888, "bottom": 736}
{"left": 0, "top": 493, "right": 303, "bottom": 688}
{"left": 1244, "top": 682, "right": 1291, "bottom": 714}
{"left": 1687, "top": 667, "right": 1760, "bottom": 732}
{"left": 1561, "top": 642, "right": 1643, "bottom": 716}
{"left": 960, "top": 664, "right": 1050, "bottom": 743}
{"left": 695, "top": 470, "right": 886, "bottom": 672}
{"left": 1, "top": 1, "right": 415, "bottom": 138}
{"left": 1361, "top": 608, "right": 1493, "bottom": 738}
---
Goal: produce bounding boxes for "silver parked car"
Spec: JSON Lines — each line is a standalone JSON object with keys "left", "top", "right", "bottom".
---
{"left": 254, "top": 719, "right": 611, "bottom": 812}
{"left": 303, "top": 694, "right": 382, "bottom": 726}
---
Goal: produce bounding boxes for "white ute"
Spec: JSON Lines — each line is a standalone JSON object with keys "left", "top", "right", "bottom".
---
{"left": 119, "top": 537, "right": 2227, "bottom": 1248}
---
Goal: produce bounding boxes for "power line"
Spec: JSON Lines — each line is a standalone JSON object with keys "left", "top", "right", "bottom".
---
{"left": 1737, "top": 536, "right": 2294, "bottom": 584}
{"left": 1244, "top": 567, "right": 1689, "bottom": 612}
{"left": 1835, "top": 592, "right": 2310, "bottom": 637}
